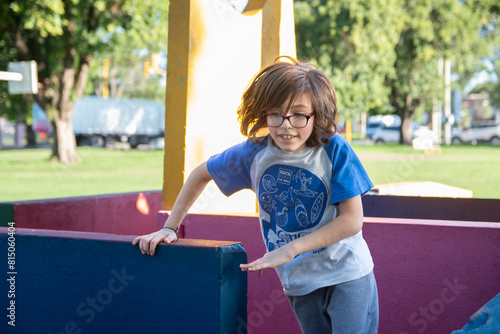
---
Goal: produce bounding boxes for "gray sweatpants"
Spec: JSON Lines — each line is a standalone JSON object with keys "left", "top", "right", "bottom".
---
{"left": 287, "top": 271, "right": 379, "bottom": 334}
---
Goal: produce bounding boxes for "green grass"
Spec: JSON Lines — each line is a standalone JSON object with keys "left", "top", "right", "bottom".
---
{"left": 0, "top": 143, "right": 499, "bottom": 202}
{"left": 0, "top": 147, "right": 164, "bottom": 202}
{"left": 351, "top": 143, "right": 500, "bottom": 199}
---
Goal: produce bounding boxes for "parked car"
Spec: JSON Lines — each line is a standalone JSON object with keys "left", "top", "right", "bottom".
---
{"left": 372, "top": 125, "right": 400, "bottom": 143}
{"left": 366, "top": 115, "right": 401, "bottom": 139}
{"left": 366, "top": 115, "right": 383, "bottom": 138}
{"left": 451, "top": 123, "right": 500, "bottom": 145}
{"left": 372, "top": 122, "right": 430, "bottom": 144}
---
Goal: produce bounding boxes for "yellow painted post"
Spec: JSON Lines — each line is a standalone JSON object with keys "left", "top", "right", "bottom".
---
{"left": 162, "top": 1, "right": 191, "bottom": 210}
{"left": 261, "top": 0, "right": 296, "bottom": 67}
{"left": 345, "top": 119, "right": 352, "bottom": 143}
{"left": 261, "top": 0, "right": 280, "bottom": 67}
{"left": 102, "top": 59, "right": 109, "bottom": 99}
{"left": 244, "top": 0, "right": 267, "bottom": 14}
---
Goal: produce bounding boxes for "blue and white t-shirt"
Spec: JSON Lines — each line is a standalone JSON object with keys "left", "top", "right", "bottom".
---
{"left": 207, "top": 134, "right": 374, "bottom": 296}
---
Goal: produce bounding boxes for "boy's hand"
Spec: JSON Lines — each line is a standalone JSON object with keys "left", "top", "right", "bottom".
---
{"left": 132, "top": 229, "right": 178, "bottom": 256}
{"left": 240, "top": 246, "right": 295, "bottom": 275}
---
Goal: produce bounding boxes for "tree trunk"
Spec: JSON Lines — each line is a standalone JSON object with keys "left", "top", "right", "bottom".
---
{"left": 52, "top": 110, "right": 80, "bottom": 165}
{"left": 400, "top": 115, "right": 413, "bottom": 145}
{"left": 49, "top": 43, "right": 90, "bottom": 164}
{"left": 396, "top": 90, "right": 422, "bottom": 145}
{"left": 25, "top": 123, "right": 37, "bottom": 148}
{"left": 51, "top": 65, "right": 80, "bottom": 164}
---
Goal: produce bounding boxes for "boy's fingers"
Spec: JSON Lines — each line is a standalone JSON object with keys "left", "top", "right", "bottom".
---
{"left": 133, "top": 234, "right": 151, "bottom": 246}
{"left": 136, "top": 241, "right": 146, "bottom": 255}
{"left": 149, "top": 234, "right": 177, "bottom": 255}
{"left": 133, "top": 232, "right": 176, "bottom": 256}
{"left": 143, "top": 236, "right": 156, "bottom": 255}
{"left": 149, "top": 236, "right": 163, "bottom": 255}
{"left": 140, "top": 239, "right": 148, "bottom": 255}
{"left": 164, "top": 235, "right": 176, "bottom": 244}
{"left": 240, "top": 260, "right": 266, "bottom": 270}
{"left": 239, "top": 263, "right": 265, "bottom": 276}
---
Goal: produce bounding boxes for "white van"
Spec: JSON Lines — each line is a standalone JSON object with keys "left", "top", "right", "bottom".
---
{"left": 366, "top": 115, "right": 383, "bottom": 138}
{"left": 367, "top": 115, "right": 401, "bottom": 139}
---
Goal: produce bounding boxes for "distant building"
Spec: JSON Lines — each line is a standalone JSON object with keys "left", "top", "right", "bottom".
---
{"left": 462, "top": 93, "right": 497, "bottom": 124}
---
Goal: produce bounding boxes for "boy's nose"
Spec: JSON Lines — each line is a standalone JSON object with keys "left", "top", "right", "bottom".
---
{"left": 281, "top": 117, "right": 293, "bottom": 128}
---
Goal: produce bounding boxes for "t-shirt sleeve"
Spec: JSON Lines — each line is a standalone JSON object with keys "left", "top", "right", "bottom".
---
{"left": 328, "top": 135, "right": 374, "bottom": 205}
{"left": 206, "top": 139, "right": 262, "bottom": 197}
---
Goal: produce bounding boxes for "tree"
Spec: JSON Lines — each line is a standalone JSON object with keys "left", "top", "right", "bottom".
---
{"left": 295, "top": 0, "right": 403, "bottom": 123}
{"left": 0, "top": 17, "right": 35, "bottom": 147}
{"left": 387, "top": 0, "right": 499, "bottom": 144}
{"left": 88, "top": 52, "right": 167, "bottom": 103}
{"left": 295, "top": 0, "right": 499, "bottom": 144}
{"left": 1, "top": 0, "right": 169, "bottom": 163}
{"left": 86, "top": 4, "right": 168, "bottom": 103}
{"left": 465, "top": 56, "right": 500, "bottom": 114}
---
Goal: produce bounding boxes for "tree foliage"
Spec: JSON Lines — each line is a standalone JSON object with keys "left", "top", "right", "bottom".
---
{"left": 295, "top": 0, "right": 499, "bottom": 144}
{"left": 1, "top": 0, "right": 169, "bottom": 162}
{"left": 295, "top": 0, "right": 404, "bottom": 120}
{"left": 388, "top": 0, "right": 499, "bottom": 143}
{"left": 468, "top": 55, "right": 500, "bottom": 113}
{"left": 86, "top": 1, "right": 168, "bottom": 103}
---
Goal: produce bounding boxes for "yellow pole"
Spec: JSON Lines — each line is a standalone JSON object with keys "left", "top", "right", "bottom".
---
{"left": 162, "top": 1, "right": 190, "bottom": 210}
{"left": 103, "top": 59, "right": 109, "bottom": 99}
{"left": 346, "top": 119, "right": 352, "bottom": 143}
{"left": 261, "top": 0, "right": 296, "bottom": 67}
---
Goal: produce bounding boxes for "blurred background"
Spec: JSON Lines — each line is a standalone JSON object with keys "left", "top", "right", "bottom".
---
{"left": 0, "top": 0, "right": 499, "bottom": 202}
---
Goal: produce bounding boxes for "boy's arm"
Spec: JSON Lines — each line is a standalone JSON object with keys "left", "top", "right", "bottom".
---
{"left": 240, "top": 195, "right": 364, "bottom": 273}
{"left": 132, "top": 162, "right": 213, "bottom": 255}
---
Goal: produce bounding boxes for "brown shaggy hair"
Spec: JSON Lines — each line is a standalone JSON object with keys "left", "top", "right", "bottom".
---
{"left": 237, "top": 56, "right": 339, "bottom": 147}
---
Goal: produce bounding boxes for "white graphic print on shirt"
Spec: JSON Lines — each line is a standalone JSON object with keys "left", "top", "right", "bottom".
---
{"left": 258, "top": 164, "right": 328, "bottom": 252}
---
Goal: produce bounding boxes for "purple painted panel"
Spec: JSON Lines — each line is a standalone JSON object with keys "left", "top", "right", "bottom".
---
{"left": 160, "top": 212, "right": 500, "bottom": 334}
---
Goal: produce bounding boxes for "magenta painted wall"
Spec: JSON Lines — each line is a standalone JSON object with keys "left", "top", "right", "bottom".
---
{"left": 363, "top": 217, "right": 500, "bottom": 334}
{"left": 4, "top": 192, "right": 499, "bottom": 333}
{"left": 7, "top": 191, "right": 162, "bottom": 235}
{"left": 158, "top": 211, "right": 500, "bottom": 334}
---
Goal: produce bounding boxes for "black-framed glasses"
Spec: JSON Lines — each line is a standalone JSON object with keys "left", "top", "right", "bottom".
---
{"left": 264, "top": 112, "right": 315, "bottom": 128}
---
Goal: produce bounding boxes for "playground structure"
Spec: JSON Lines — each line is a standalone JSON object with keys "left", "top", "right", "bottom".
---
{"left": 1, "top": 0, "right": 499, "bottom": 333}
{"left": 1, "top": 192, "right": 499, "bottom": 333}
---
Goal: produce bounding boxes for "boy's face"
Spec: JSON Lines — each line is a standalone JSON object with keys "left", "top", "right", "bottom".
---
{"left": 267, "top": 94, "right": 315, "bottom": 152}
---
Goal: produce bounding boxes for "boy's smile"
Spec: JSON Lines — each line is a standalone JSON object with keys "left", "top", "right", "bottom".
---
{"left": 268, "top": 94, "right": 315, "bottom": 152}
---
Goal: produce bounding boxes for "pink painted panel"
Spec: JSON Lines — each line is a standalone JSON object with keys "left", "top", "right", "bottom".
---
{"left": 13, "top": 191, "right": 162, "bottom": 235}
{"left": 158, "top": 212, "right": 500, "bottom": 334}
{"left": 363, "top": 217, "right": 500, "bottom": 334}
